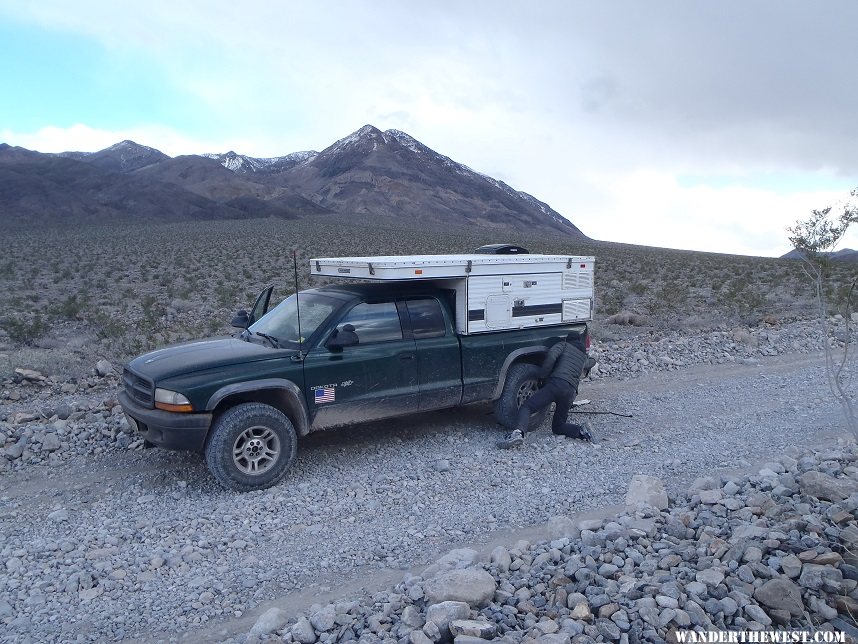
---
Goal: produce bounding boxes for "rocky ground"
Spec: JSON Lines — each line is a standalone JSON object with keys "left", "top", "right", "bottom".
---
{"left": 235, "top": 442, "right": 858, "bottom": 644}
{"left": 0, "top": 317, "right": 854, "bottom": 643}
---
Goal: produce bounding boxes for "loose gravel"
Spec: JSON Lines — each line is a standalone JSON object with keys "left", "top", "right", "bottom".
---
{"left": 0, "top": 319, "right": 853, "bottom": 643}
{"left": 238, "top": 442, "right": 858, "bottom": 643}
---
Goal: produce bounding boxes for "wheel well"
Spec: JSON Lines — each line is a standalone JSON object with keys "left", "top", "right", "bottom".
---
{"left": 492, "top": 351, "right": 545, "bottom": 400}
{"left": 211, "top": 389, "right": 309, "bottom": 437}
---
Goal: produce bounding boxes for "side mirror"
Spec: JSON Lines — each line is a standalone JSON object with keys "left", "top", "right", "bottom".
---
{"left": 326, "top": 324, "right": 359, "bottom": 350}
{"left": 231, "top": 309, "right": 250, "bottom": 329}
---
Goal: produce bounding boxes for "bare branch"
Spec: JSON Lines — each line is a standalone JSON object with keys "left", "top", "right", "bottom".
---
{"left": 789, "top": 189, "right": 858, "bottom": 439}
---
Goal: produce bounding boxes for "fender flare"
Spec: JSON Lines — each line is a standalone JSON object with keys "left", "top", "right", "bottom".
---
{"left": 206, "top": 378, "right": 310, "bottom": 436}
{"left": 492, "top": 346, "right": 547, "bottom": 400}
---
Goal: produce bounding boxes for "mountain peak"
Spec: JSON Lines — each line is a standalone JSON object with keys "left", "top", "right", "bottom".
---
{"left": 355, "top": 124, "right": 382, "bottom": 137}
{"left": 323, "top": 124, "right": 387, "bottom": 155}
{"left": 79, "top": 140, "right": 171, "bottom": 173}
{"left": 104, "top": 139, "right": 157, "bottom": 153}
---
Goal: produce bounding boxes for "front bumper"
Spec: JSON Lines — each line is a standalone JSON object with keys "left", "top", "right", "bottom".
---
{"left": 118, "top": 391, "right": 212, "bottom": 451}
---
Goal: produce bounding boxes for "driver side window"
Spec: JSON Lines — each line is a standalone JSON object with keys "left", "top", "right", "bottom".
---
{"left": 337, "top": 302, "right": 402, "bottom": 344}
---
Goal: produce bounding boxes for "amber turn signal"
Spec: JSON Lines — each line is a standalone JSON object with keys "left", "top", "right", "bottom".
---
{"left": 154, "top": 401, "right": 194, "bottom": 413}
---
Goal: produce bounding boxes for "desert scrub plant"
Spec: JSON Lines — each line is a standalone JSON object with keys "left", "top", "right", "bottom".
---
{"left": 86, "top": 308, "right": 130, "bottom": 344}
{"left": 647, "top": 280, "right": 691, "bottom": 317}
{"left": 52, "top": 294, "right": 87, "bottom": 321}
{"left": 629, "top": 280, "right": 648, "bottom": 296}
{"left": 0, "top": 313, "right": 48, "bottom": 345}
{"left": 716, "top": 277, "right": 768, "bottom": 319}
{"left": 788, "top": 191, "right": 858, "bottom": 438}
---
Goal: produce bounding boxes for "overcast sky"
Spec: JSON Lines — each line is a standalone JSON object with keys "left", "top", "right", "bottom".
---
{"left": 1, "top": 1, "right": 856, "bottom": 257}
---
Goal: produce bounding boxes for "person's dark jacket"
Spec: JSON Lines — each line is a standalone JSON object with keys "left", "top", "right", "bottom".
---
{"left": 538, "top": 339, "right": 588, "bottom": 392}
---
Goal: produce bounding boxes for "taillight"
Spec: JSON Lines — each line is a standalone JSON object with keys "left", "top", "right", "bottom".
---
{"left": 586, "top": 333, "right": 591, "bottom": 351}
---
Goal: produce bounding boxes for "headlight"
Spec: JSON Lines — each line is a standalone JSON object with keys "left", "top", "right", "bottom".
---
{"left": 154, "top": 388, "right": 193, "bottom": 412}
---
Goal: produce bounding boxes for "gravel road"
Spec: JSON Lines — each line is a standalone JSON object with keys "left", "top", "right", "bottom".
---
{"left": 0, "top": 348, "right": 848, "bottom": 643}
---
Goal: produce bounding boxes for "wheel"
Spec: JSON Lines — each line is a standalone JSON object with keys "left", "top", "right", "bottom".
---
{"left": 493, "top": 362, "right": 549, "bottom": 431}
{"left": 205, "top": 402, "right": 297, "bottom": 492}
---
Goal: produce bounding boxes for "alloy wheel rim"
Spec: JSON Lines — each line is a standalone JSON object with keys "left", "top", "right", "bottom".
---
{"left": 516, "top": 379, "right": 538, "bottom": 407}
{"left": 232, "top": 425, "right": 280, "bottom": 475}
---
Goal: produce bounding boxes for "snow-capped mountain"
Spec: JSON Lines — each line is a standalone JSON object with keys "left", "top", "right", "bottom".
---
{"left": 272, "top": 124, "right": 585, "bottom": 236}
{"left": 2, "top": 126, "right": 585, "bottom": 236}
{"left": 201, "top": 150, "right": 318, "bottom": 175}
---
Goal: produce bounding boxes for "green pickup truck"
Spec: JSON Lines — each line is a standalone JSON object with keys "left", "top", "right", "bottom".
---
{"left": 119, "top": 256, "right": 593, "bottom": 491}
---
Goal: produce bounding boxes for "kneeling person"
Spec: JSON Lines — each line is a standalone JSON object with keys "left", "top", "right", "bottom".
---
{"left": 498, "top": 329, "right": 594, "bottom": 449}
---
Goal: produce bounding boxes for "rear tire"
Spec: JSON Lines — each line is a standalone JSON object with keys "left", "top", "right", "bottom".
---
{"left": 494, "top": 363, "right": 549, "bottom": 431}
{"left": 205, "top": 402, "right": 297, "bottom": 492}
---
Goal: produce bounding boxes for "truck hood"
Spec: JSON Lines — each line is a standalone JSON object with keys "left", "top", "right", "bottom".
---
{"left": 127, "top": 337, "right": 295, "bottom": 382}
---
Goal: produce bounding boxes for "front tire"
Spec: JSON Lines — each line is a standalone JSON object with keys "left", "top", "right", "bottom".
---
{"left": 494, "top": 363, "right": 549, "bottom": 431}
{"left": 205, "top": 403, "right": 297, "bottom": 492}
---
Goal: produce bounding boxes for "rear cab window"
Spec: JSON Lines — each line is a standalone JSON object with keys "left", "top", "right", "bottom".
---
{"left": 336, "top": 301, "right": 403, "bottom": 344}
{"left": 405, "top": 298, "right": 446, "bottom": 339}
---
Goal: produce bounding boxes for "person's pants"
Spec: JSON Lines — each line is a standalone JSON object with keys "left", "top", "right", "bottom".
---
{"left": 515, "top": 377, "right": 586, "bottom": 437}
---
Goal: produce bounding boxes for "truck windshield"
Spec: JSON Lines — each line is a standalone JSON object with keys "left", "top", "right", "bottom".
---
{"left": 248, "top": 293, "right": 338, "bottom": 347}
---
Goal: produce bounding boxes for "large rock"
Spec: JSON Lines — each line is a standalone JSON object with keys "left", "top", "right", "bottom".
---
{"left": 537, "top": 636, "right": 572, "bottom": 644}
{"left": 625, "top": 475, "right": 668, "bottom": 511}
{"left": 490, "top": 546, "right": 512, "bottom": 573}
{"left": 423, "top": 548, "right": 480, "bottom": 577}
{"left": 4, "top": 437, "right": 26, "bottom": 460}
{"left": 309, "top": 604, "right": 336, "bottom": 632}
{"left": 410, "top": 631, "right": 433, "bottom": 644}
{"left": 798, "top": 564, "right": 843, "bottom": 593}
{"left": 41, "top": 433, "right": 61, "bottom": 452}
{"left": 780, "top": 555, "right": 802, "bottom": 578}
{"left": 754, "top": 578, "right": 805, "bottom": 616}
{"left": 695, "top": 568, "right": 725, "bottom": 588}
{"left": 14, "top": 367, "right": 46, "bottom": 382}
{"left": 94, "top": 359, "right": 114, "bottom": 377}
{"left": 449, "top": 619, "right": 497, "bottom": 639}
{"left": 424, "top": 569, "right": 496, "bottom": 607}
{"left": 799, "top": 471, "right": 858, "bottom": 502}
{"left": 248, "top": 607, "right": 288, "bottom": 638}
{"left": 426, "top": 600, "right": 470, "bottom": 639}
{"left": 401, "top": 605, "right": 424, "bottom": 629}
{"left": 290, "top": 616, "right": 317, "bottom": 644}
{"left": 699, "top": 489, "right": 723, "bottom": 505}
{"left": 436, "top": 548, "right": 479, "bottom": 570}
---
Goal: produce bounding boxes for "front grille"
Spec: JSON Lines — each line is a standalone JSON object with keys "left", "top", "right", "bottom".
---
{"left": 123, "top": 367, "right": 155, "bottom": 408}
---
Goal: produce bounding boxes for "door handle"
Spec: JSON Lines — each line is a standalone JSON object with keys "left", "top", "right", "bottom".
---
{"left": 400, "top": 354, "right": 415, "bottom": 360}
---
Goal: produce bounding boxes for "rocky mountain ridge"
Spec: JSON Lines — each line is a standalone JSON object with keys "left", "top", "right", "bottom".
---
{"left": 0, "top": 126, "right": 585, "bottom": 236}
{"left": 781, "top": 248, "right": 858, "bottom": 262}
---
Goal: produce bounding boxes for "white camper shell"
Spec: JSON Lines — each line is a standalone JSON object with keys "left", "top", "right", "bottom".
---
{"left": 310, "top": 254, "right": 595, "bottom": 335}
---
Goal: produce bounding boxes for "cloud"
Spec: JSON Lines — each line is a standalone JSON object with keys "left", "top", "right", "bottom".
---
{"left": 0, "top": 123, "right": 254, "bottom": 156}
{"left": 1, "top": 0, "right": 856, "bottom": 256}
{"left": 575, "top": 172, "right": 856, "bottom": 257}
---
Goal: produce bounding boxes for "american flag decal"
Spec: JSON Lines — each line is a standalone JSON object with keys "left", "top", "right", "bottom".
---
{"left": 314, "top": 387, "right": 335, "bottom": 404}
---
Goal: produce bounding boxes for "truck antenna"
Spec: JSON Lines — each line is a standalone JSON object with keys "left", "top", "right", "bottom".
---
{"left": 293, "top": 250, "right": 303, "bottom": 355}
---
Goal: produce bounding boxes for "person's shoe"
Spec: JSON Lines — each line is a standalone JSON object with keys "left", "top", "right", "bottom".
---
{"left": 552, "top": 422, "right": 595, "bottom": 441}
{"left": 497, "top": 429, "right": 524, "bottom": 449}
